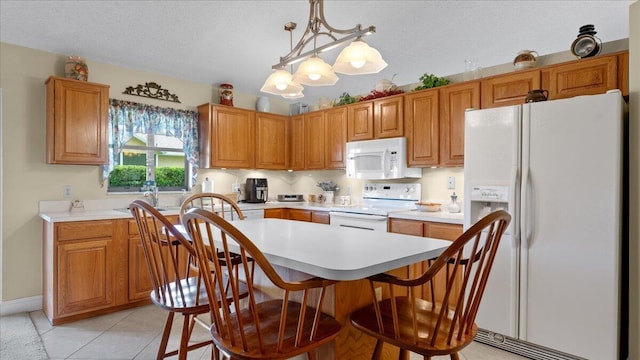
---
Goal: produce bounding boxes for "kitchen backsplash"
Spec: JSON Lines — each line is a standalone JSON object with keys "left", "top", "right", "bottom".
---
{"left": 195, "top": 167, "right": 464, "bottom": 205}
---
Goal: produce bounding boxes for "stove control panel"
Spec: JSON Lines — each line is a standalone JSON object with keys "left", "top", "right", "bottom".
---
{"left": 362, "top": 183, "right": 421, "bottom": 201}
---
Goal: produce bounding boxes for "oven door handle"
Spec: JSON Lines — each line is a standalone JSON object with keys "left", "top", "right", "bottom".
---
{"left": 329, "top": 212, "right": 387, "bottom": 221}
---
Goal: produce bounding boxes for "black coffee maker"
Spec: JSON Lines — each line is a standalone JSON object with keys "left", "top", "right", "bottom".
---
{"left": 245, "top": 178, "right": 268, "bottom": 203}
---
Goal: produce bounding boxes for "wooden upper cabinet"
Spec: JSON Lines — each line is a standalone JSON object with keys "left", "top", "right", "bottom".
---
{"left": 439, "top": 81, "right": 480, "bottom": 166}
{"left": 374, "top": 95, "right": 404, "bottom": 138}
{"left": 46, "top": 76, "right": 109, "bottom": 165}
{"left": 347, "top": 102, "right": 374, "bottom": 141}
{"left": 541, "top": 54, "right": 618, "bottom": 100}
{"left": 304, "top": 111, "right": 325, "bottom": 169}
{"left": 481, "top": 69, "right": 540, "bottom": 108}
{"left": 255, "top": 112, "right": 289, "bottom": 170}
{"left": 404, "top": 89, "right": 439, "bottom": 167}
{"left": 324, "top": 107, "right": 347, "bottom": 169}
{"left": 198, "top": 104, "right": 255, "bottom": 169}
{"left": 618, "top": 51, "right": 628, "bottom": 97}
{"left": 289, "top": 115, "right": 305, "bottom": 170}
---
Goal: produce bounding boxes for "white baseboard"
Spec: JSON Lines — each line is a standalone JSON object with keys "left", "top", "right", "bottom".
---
{"left": 0, "top": 295, "right": 42, "bottom": 315}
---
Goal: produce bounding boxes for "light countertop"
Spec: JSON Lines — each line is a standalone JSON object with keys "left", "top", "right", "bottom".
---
{"left": 389, "top": 210, "right": 464, "bottom": 224}
{"left": 39, "top": 199, "right": 463, "bottom": 225}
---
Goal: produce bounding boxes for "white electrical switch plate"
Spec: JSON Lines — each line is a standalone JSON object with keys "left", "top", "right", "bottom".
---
{"left": 447, "top": 176, "right": 455, "bottom": 189}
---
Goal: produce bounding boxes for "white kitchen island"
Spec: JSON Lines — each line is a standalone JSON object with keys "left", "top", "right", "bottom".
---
{"left": 178, "top": 218, "right": 451, "bottom": 281}
{"left": 178, "top": 218, "right": 451, "bottom": 359}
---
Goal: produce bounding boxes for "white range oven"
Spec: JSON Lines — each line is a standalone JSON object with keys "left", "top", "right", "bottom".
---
{"left": 329, "top": 183, "right": 421, "bottom": 231}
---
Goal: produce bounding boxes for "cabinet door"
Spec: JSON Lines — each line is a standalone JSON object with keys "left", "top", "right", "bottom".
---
{"left": 127, "top": 216, "right": 184, "bottom": 302}
{"left": 46, "top": 76, "right": 109, "bottom": 165}
{"left": 57, "top": 238, "right": 116, "bottom": 316}
{"left": 374, "top": 96, "right": 404, "bottom": 138}
{"left": 481, "top": 70, "right": 540, "bottom": 108}
{"left": 404, "top": 89, "right": 439, "bottom": 167}
{"left": 542, "top": 54, "right": 618, "bottom": 100}
{"left": 198, "top": 104, "right": 255, "bottom": 168}
{"left": 347, "top": 102, "right": 374, "bottom": 141}
{"left": 290, "top": 115, "right": 305, "bottom": 170}
{"left": 304, "top": 112, "right": 325, "bottom": 169}
{"left": 618, "top": 51, "right": 628, "bottom": 97}
{"left": 324, "top": 107, "right": 347, "bottom": 169}
{"left": 256, "top": 113, "right": 289, "bottom": 170}
{"left": 128, "top": 235, "right": 152, "bottom": 301}
{"left": 439, "top": 81, "right": 480, "bottom": 166}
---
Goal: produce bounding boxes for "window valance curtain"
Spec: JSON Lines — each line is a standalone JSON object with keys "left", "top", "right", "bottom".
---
{"left": 103, "top": 99, "right": 199, "bottom": 185}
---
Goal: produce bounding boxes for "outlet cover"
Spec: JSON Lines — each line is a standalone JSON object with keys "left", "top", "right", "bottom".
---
{"left": 447, "top": 176, "right": 455, "bottom": 189}
{"left": 63, "top": 185, "right": 72, "bottom": 198}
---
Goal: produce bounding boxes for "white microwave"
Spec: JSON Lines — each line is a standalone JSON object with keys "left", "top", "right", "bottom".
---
{"left": 345, "top": 137, "right": 422, "bottom": 179}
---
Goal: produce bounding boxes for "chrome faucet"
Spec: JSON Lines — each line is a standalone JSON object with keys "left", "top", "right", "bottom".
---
{"left": 144, "top": 186, "right": 159, "bottom": 207}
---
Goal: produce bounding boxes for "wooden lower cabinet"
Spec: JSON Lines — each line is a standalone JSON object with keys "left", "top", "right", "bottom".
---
{"left": 388, "top": 218, "right": 463, "bottom": 306}
{"left": 264, "top": 207, "right": 330, "bottom": 224}
{"left": 43, "top": 219, "right": 122, "bottom": 324}
{"left": 43, "top": 216, "right": 184, "bottom": 325}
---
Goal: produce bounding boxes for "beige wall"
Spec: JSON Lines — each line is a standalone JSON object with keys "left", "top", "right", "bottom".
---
{"left": 0, "top": 42, "right": 292, "bottom": 302}
{"left": 0, "top": 42, "right": 464, "bottom": 304}
{"left": 629, "top": 2, "right": 639, "bottom": 360}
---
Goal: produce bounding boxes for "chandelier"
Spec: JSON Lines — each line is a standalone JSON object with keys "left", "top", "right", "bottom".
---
{"left": 260, "top": 0, "right": 387, "bottom": 99}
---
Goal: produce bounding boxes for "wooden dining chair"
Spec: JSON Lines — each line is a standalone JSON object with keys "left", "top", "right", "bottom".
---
{"left": 179, "top": 192, "right": 245, "bottom": 223}
{"left": 183, "top": 208, "right": 343, "bottom": 360}
{"left": 179, "top": 192, "right": 253, "bottom": 300}
{"left": 349, "top": 210, "right": 511, "bottom": 360}
{"left": 129, "top": 200, "right": 246, "bottom": 360}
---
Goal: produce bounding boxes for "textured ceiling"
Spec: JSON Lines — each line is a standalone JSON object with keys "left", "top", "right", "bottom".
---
{"left": 0, "top": 0, "right": 631, "bottom": 105}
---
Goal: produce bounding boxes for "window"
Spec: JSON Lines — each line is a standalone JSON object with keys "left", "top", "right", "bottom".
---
{"left": 104, "top": 99, "right": 199, "bottom": 193}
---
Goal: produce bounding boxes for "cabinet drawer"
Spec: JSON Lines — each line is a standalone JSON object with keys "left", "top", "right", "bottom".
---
{"left": 56, "top": 221, "right": 113, "bottom": 241}
{"left": 288, "top": 209, "right": 312, "bottom": 222}
{"left": 388, "top": 218, "right": 424, "bottom": 236}
{"left": 428, "top": 223, "right": 463, "bottom": 241}
{"left": 264, "top": 208, "right": 286, "bottom": 219}
{"left": 311, "top": 211, "right": 330, "bottom": 224}
{"left": 128, "top": 216, "right": 178, "bottom": 235}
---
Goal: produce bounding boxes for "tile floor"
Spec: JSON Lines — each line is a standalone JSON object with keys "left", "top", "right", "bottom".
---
{"left": 30, "top": 305, "right": 530, "bottom": 360}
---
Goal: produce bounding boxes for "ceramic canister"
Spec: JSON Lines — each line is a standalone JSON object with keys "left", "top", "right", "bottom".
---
{"left": 256, "top": 96, "right": 270, "bottom": 112}
{"left": 513, "top": 50, "right": 538, "bottom": 69}
{"left": 65, "top": 56, "right": 88, "bottom": 81}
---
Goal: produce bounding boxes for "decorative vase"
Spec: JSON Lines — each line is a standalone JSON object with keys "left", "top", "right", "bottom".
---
{"left": 65, "top": 56, "right": 88, "bottom": 81}
{"left": 525, "top": 89, "right": 549, "bottom": 103}
{"left": 219, "top": 83, "right": 234, "bottom": 106}
{"left": 322, "top": 191, "right": 335, "bottom": 204}
{"left": 256, "top": 96, "right": 270, "bottom": 112}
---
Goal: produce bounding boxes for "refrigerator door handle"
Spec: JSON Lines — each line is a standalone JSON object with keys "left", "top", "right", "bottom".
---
{"left": 520, "top": 112, "right": 531, "bottom": 250}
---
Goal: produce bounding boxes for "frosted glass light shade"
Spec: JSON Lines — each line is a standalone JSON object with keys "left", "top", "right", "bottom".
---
{"left": 333, "top": 40, "right": 388, "bottom": 75}
{"left": 293, "top": 55, "right": 339, "bottom": 86}
{"left": 261, "top": 69, "right": 304, "bottom": 95}
{"left": 281, "top": 89, "right": 305, "bottom": 99}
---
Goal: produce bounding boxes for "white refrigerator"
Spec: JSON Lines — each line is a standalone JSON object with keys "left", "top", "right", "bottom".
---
{"left": 463, "top": 90, "right": 624, "bottom": 360}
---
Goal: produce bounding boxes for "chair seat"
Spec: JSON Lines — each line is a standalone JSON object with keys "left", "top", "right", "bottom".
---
{"left": 350, "top": 296, "right": 477, "bottom": 357}
{"left": 210, "top": 299, "right": 342, "bottom": 359}
{"left": 151, "top": 275, "right": 249, "bottom": 314}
